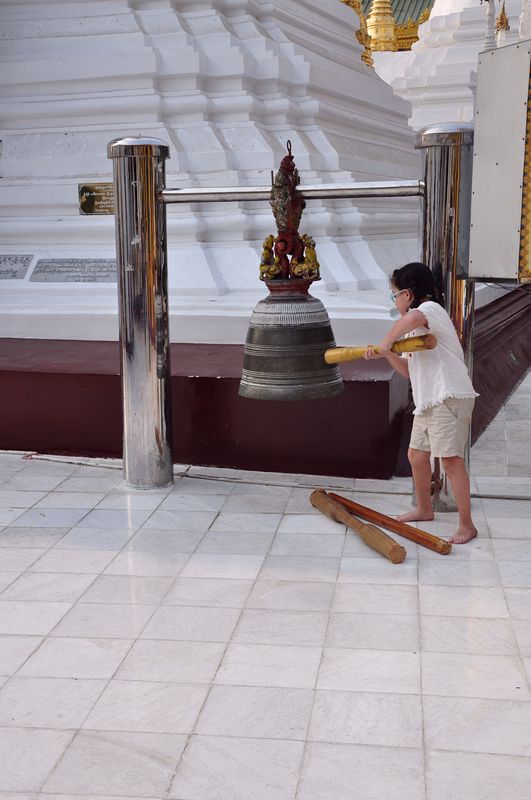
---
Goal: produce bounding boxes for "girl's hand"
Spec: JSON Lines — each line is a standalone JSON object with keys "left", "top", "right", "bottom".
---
{"left": 363, "top": 345, "right": 383, "bottom": 360}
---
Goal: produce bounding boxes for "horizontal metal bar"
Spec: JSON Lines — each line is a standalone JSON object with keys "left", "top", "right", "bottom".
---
{"left": 161, "top": 180, "right": 424, "bottom": 204}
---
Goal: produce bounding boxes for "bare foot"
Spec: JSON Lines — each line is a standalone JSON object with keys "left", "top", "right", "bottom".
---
{"left": 397, "top": 508, "right": 434, "bottom": 523}
{"left": 449, "top": 527, "right": 478, "bottom": 544}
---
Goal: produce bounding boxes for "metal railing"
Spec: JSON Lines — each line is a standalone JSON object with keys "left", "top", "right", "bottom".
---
{"left": 108, "top": 136, "right": 426, "bottom": 488}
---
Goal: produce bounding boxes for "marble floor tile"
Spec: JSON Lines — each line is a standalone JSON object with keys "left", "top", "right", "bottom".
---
{"left": 271, "top": 532, "right": 345, "bottom": 558}
{"left": 3, "top": 474, "right": 67, "bottom": 492}
{"left": 505, "top": 588, "right": 531, "bottom": 618}
{"left": 0, "top": 509, "right": 26, "bottom": 526}
{"left": 493, "top": 538, "right": 531, "bottom": 560}
{"left": 10, "top": 508, "right": 88, "bottom": 528}
{"left": 419, "top": 536, "right": 494, "bottom": 560}
{"left": 157, "top": 492, "right": 226, "bottom": 512}
{"left": 80, "top": 575, "right": 173, "bottom": 605}
{"left": 103, "top": 550, "right": 190, "bottom": 577}
{"left": 332, "top": 583, "right": 419, "bottom": 615}
{"left": 421, "top": 615, "right": 518, "bottom": 655}
{"left": 55, "top": 475, "right": 123, "bottom": 493}
{"left": 0, "top": 635, "right": 42, "bottom": 675}
{"left": 126, "top": 528, "right": 204, "bottom": 554}
{"left": 221, "top": 494, "right": 289, "bottom": 513}
{"left": 51, "top": 603, "right": 156, "bottom": 639}
{"left": 0, "top": 526, "right": 69, "bottom": 549}
{"left": 276, "top": 513, "right": 344, "bottom": 536}
{"left": 0, "top": 490, "right": 47, "bottom": 508}
{"left": 497, "top": 560, "right": 531, "bottom": 587}
{"left": 43, "top": 730, "right": 186, "bottom": 796}
{"left": 0, "top": 676, "right": 106, "bottom": 728}
{"left": 196, "top": 529, "right": 274, "bottom": 555}
{"left": 116, "top": 639, "right": 225, "bottom": 683}
{"left": 0, "top": 547, "right": 48, "bottom": 571}
{"left": 171, "top": 476, "right": 236, "bottom": 494}
{"left": 422, "top": 651, "right": 530, "bottom": 700}
{"left": 424, "top": 695, "right": 531, "bottom": 756}
{"left": 18, "top": 637, "right": 132, "bottom": 679}
{"left": 28, "top": 548, "right": 117, "bottom": 574}
{"left": 426, "top": 750, "right": 531, "bottom": 800}
{"left": 418, "top": 559, "right": 500, "bottom": 586}
{"left": 0, "top": 573, "right": 18, "bottom": 593}
{"left": 210, "top": 512, "right": 282, "bottom": 534}
{"left": 83, "top": 679, "right": 208, "bottom": 733}
{"left": 169, "top": 735, "right": 304, "bottom": 800}
{"left": 196, "top": 685, "right": 313, "bottom": 739}
{"left": 298, "top": 742, "right": 425, "bottom": 800}
{"left": 419, "top": 585, "right": 509, "bottom": 618}
{"left": 317, "top": 648, "right": 420, "bottom": 694}
{"left": 0, "top": 727, "right": 73, "bottom": 791}
{"left": 230, "top": 482, "right": 292, "bottom": 497}
{"left": 140, "top": 605, "right": 240, "bottom": 642}
{"left": 482, "top": 498, "right": 531, "bottom": 518}
{"left": 0, "top": 600, "right": 71, "bottom": 635}
{"left": 259, "top": 555, "right": 339, "bottom": 583}
{"left": 487, "top": 518, "right": 531, "bottom": 538}
{"left": 180, "top": 554, "right": 265, "bottom": 580}
{"left": 246, "top": 580, "right": 334, "bottom": 611}
{"left": 96, "top": 492, "right": 168, "bottom": 511}
{"left": 338, "top": 557, "right": 418, "bottom": 585}
{"left": 71, "top": 508, "right": 153, "bottom": 530}
{"left": 325, "top": 612, "right": 419, "bottom": 651}
{"left": 1, "top": 572, "right": 96, "bottom": 603}
{"left": 35, "top": 493, "right": 106, "bottom": 509}
{"left": 53, "top": 528, "right": 135, "bottom": 551}
{"left": 163, "top": 577, "right": 253, "bottom": 607}
{"left": 513, "top": 620, "right": 531, "bottom": 654}
{"left": 232, "top": 609, "right": 328, "bottom": 647}
{"left": 215, "top": 643, "right": 322, "bottom": 688}
{"left": 308, "top": 690, "right": 422, "bottom": 748}
{"left": 142, "top": 509, "right": 217, "bottom": 531}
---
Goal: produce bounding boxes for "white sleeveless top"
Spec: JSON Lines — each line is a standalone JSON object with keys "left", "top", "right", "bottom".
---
{"left": 405, "top": 301, "right": 478, "bottom": 415}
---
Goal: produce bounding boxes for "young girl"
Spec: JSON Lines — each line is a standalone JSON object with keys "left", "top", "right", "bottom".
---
{"left": 365, "top": 262, "right": 478, "bottom": 544}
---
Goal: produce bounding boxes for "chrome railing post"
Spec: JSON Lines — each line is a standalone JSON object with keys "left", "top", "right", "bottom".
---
{"left": 416, "top": 124, "right": 475, "bottom": 511}
{"left": 108, "top": 136, "right": 173, "bottom": 489}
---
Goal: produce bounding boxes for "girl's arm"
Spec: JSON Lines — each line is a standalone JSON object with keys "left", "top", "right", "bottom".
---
{"left": 380, "top": 309, "right": 428, "bottom": 351}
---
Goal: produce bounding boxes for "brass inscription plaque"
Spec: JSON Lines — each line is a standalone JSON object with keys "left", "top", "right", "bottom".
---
{"left": 78, "top": 183, "right": 115, "bottom": 215}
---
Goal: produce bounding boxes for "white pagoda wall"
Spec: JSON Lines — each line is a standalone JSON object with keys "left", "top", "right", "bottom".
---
{"left": 0, "top": 0, "right": 421, "bottom": 344}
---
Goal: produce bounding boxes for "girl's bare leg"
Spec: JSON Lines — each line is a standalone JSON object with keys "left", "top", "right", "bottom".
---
{"left": 442, "top": 455, "right": 477, "bottom": 544}
{"left": 398, "top": 447, "right": 435, "bottom": 522}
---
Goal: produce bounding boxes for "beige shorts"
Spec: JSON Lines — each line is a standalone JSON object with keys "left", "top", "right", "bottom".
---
{"left": 410, "top": 397, "right": 475, "bottom": 458}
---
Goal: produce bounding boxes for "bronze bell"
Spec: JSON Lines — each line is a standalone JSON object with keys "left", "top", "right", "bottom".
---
{"left": 239, "top": 141, "right": 344, "bottom": 401}
{"left": 239, "top": 278, "right": 343, "bottom": 400}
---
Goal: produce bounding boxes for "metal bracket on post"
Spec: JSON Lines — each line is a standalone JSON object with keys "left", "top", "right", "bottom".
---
{"left": 108, "top": 136, "right": 173, "bottom": 490}
{"left": 416, "top": 124, "right": 475, "bottom": 512}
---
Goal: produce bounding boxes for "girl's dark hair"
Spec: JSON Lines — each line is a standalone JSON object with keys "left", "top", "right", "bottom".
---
{"left": 391, "top": 262, "right": 445, "bottom": 308}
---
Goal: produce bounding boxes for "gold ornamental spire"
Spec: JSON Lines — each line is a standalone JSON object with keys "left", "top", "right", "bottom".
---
{"left": 340, "top": 0, "right": 374, "bottom": 66}
{"left": 367, "top": 0, "right": 398, "bottom": 51}
{"left": 495, "top": 1, "right": 510, "bottom": 32}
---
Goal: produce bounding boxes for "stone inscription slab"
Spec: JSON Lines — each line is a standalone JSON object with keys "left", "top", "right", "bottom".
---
{"left": 0, "top": 255, "right": 33, "bottom": 279}
{"left": 79, "top": 183, "right": 115, "bottom": 215}
{"left": 30, "top": 259, "right": 117, "bottom": 283}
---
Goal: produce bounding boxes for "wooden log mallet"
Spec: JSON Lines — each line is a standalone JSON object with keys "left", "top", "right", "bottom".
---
{"left": 310, "top": 489, "right": 406, "bottom": 564}
{"left": 328, "top": 492, "right": 452, "bottom": 555}
{"left": 324, "top": 333, "right": 437, "bottom": 364}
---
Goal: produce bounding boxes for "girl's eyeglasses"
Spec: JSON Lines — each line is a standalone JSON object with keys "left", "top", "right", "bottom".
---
{"left": 390, "top": 289, "right": 409, "bottom": 303}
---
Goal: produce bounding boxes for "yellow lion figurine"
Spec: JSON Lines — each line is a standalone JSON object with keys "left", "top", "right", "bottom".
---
{"left": 291, "top": 234, "right": 320, "bottom": 280}
{"left": 259, "top": 234, "right": 282, "bottom": 280}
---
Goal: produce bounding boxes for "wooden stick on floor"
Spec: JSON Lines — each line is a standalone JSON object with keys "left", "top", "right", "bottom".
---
{"left": 310, "top": 489, "right": 406, "bottom": 564}
{"left": 328, "top": 492, "right": 452, "bottom": 555}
